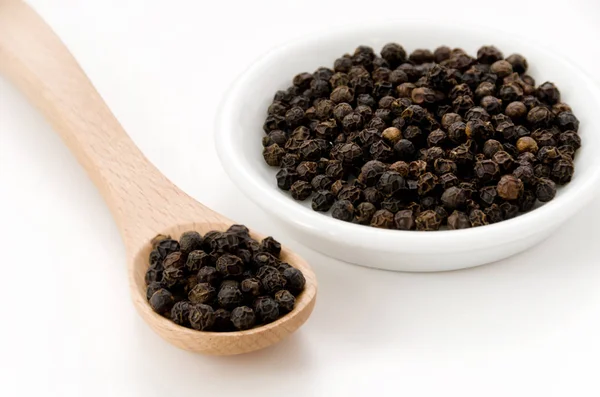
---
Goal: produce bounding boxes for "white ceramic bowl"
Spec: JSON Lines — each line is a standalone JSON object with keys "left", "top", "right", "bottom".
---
{"left": 215, "top": 21, "right": 600, "bottom": 272}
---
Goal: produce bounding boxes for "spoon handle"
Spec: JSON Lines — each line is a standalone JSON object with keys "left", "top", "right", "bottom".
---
{"left": 0, "top": 0, "right": 225, "bottom": 251}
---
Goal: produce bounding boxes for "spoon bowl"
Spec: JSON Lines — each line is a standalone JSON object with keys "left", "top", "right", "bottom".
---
{"left": 132, "top": 222, "right": 316, "bottom": 355}
{"left": 0, "top": 0, "right": 317, "bottom": 355}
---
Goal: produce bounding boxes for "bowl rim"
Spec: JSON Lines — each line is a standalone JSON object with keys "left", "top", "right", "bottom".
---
{"left": 214, "top": 20, "right": 600, "bottom": 253}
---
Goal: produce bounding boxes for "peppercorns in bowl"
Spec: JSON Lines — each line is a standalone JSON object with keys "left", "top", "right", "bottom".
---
{"left": 215, "top": 21, "right": 600, "bottom": 272}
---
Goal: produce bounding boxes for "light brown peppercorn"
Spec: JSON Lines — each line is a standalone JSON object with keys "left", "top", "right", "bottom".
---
{"left": 516, "top": 136, "right": 539, "bottom": 154}
{"left": 497, "top": 174, "right": 524, "bottom": 200}
{"left": 382, "top": 127, "right": 402, "bottom": 144}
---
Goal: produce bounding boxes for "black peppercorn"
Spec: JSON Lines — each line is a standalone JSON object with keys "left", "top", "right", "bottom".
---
{"left": 331, "top": 199, "right": 355, "bottom": 222}
{"left": 261, "top": 270, "right": 287, "bottom": 295}
{"left": 149, "top": 289, "right": 175, "bottom": 315}
{"left": 536, "top": 82, "right": 560, "bottom": 105}
{"left": 230, "top": 306, "right": 256, "bottom": 330}
{"left": 551, "top": 158, "right": 574, "bottom": 184}
{"left": 474, "top": 160, "right": 500, "bottom": 182}
{"left": 492, "top": 150, "right": 515, "bottom": 172}
{"left": 415, "top": 210, "right": 441, "bottom": 231}
{"left": 556, "top": 111, "right": 580, "bottom": 132}
{"left": 215, "top": 254, "right": 244, "bottom": 277}
{"left": 274, "top": 290, "right": 296, "bottom": 314}
{"left": 513, "top": 164, "right": 536, "bottom": 185}
{"left": 537, "top": 146, "right": 560, "bottom": 164}
{"left": 253, "top": 296, "right": 280, "bottom": 324}
{"left": 363, "top": 187, "right": 384, "bottom": 206}
{"left": 498, "top": 83, "right": 524, "bottom": 103}
{"left": 469, "top": 209, "right": 489, "bottom": 227}
{"left": 188, "top": 283, "right": 216, "bottom": 305}
{"left": 311, "top": 174, "right": 333, "bottom": 191}
{"left": 558, "top": 131, "right": 581, "bottom": 149}
{"left": 518, "top": 189, "right": 537, "bottom": 212}
{"left": 369, "top": 209, "right": 394, "bottom": 228}
{"left": 311, "top": 190, "right": 335, "bottom": 212}
{"left": 355, "top": 202, "right": 377, "bottom": 224}
{"left": 441, "top": 186, "right": 468, "bottom": 209}
{"left": 290, "top": 180, "right": 313, "bottom": 200}
{"left": 527, "top": 106, "right": 554, "bottom": 128}
{"left": 377, "top": 171, "right": 406, "bottom": 196}
{"left": 505, "top": 54, "right": 528, "bottom": 74}
{"left": 480, "top": 96, "right": 503, "bottom": 114}
{"left": 217, "top": 286, "right": 244, "bottom": 310}
{"left": 146, "top": 281, "right": 164, "bottom": 301}
{"left": 535, "top": 178, "right": 557, "bottom": 202}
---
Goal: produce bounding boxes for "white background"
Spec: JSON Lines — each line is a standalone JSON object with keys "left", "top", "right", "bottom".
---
{"left": 1, "top": 0, "right": 600, "bottom": 396}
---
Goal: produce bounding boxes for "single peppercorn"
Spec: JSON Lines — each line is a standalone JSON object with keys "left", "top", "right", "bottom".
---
{"left": 149, "top": 289, "right": 175, "bottom": 315}
{"left": 253, "top": 296, "right": 280, "bottom": 324}
{"left": 177, "top": 231, "right": 202, "bottom": 255}
{"left": 355, "top": 202, "right": 377, "bottom": 224}
{"left": 331, "top": 199, "right": 355, "bottom": 222}
{"left": 363, "top": 187, "right": 384, "bottom": 206}
{"left": 240, "top": 278, "right": 262, "bottom": 299}
{"left": 480, "top": 96, "right": 503, "bottom": 114}
{"left": 536, "top": 82, "right": 560, "bottom": 105}
{"left": 513, "top": 164, "right": 536, "bottom": 185}
{"left": 415, "top": 210, "right": 441, "bottom": 231}
{"left": 146, "top": 281, "right": 164, "bottom": 301}
{"left": 492, "top": 150, "right": 515, "bottom": 172}
{"left": 536, "top": 178, "right": 557, "bottom": 202}
{"left": 490, "top": 60, "right": 513, "bottom": 78}
{"left": 537, "top": 146, "right": 560, "bottom": 164}
{"left": 497, "top": 174, "right": 524, "bottom": 200}
{"left": 447, "top": 211, "right": 471, "bottom": 229}
{"left": 469, "top": 209, "right": 489, "bottom": 227}
{"left": 197, "top": 266, "right": 220, "bottom": 286}
{"left": 556, "top": 111, "right": 580, "bottom": 131}
{"left": 215, "top": 254, "right": 244, "bottom": 277}
{"left": 170, "top": 300, "right": 193, "bottom": 326}
{"left": 527, "top": 106, "right": 554, "bottom": 128}
{"left": 392, "top": 209, "right": 414, "bottom": 230}
{"left": 311, "top": 174, "right": 333, "bottom": 191}
{"left": 261, "top": 270, "right": 288, "bottom": 295}
{"left": 515, "top": 136, "right": 539, "bottom": 154}
{"left": 558, "top": 131, "right": 581, "bottom": 150}
{"left": 258, "top": 237, "right": 280, "bottom": 257}
{"left": 311, "top": 190, "right": 336, "bottom": 212}
{"left": 441, "top": 186, "right": 468, "bottom": 209}
{"left": 217, "top": 286, "right": 244, "bottom": 310}
{"left": 263, "top": 144, "right": 286, "bottom": 167}
{"left": 551, "top": 158, "right": 574, "bottom": 184}
{"left": 377, "top": 171, "right": 406, "bottom": 196}
{"left": 188, "top": 283, "right": 216, "bottom": 305}
{"left": 230, "top": 306, "right": 256, "bottom": 331}
{"left": 474, "top": 160, "right": 500, "bottom": 182}
{"left": 505, "top": 54, "right": 528, "bottom": 74}
{"left": 370, "top": 209, "right": 394, "bottom": 229}
{"left": 188, "top": 304, "right": 215, "bottom": 331}
{"left": 290, "top": 180, "right": 313, "bottom": 200}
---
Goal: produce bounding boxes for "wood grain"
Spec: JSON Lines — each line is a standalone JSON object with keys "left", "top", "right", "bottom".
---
{"left": 0, "top": 0, "right": 317, "bottom": 355}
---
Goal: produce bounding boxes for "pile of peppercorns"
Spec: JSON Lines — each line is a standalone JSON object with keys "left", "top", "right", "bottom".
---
{"left": 262, "top": 44, "right": 581, "bottom": 230}
{"left": 145, "top": 226, "right": 305, "bottom": 331}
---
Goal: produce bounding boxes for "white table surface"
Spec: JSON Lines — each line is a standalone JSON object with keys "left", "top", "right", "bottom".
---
{"left": 1, "top": 1, "right": 600, "bottom": 396}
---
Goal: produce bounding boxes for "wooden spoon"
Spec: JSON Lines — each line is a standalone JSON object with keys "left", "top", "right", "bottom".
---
{"left": 0, "top": 0, "right": 317, "bottom": 355}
